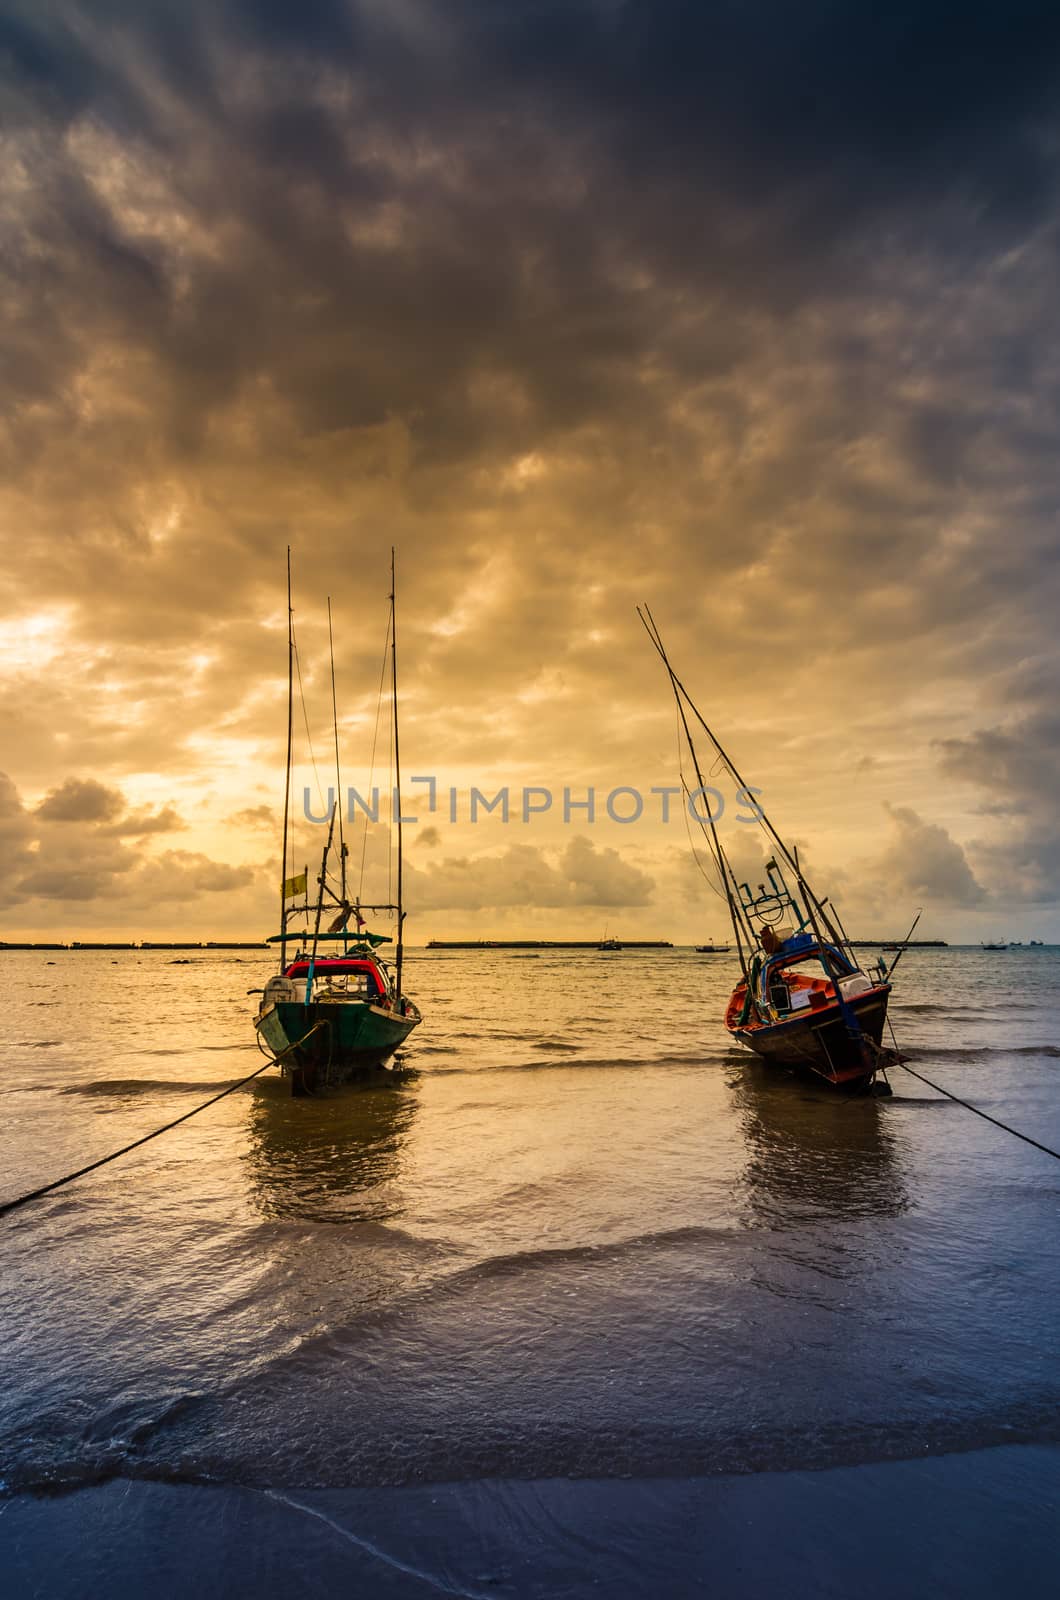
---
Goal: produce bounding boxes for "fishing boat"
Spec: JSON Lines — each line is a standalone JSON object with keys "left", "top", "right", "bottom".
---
{"left": 695, "top": 939, "right": 732, "bottom": 954}
{"left": 254, "top": 554, "right": 422, "bottom": 1096}
{"left": 598, "top": 937, "right": 623, "bottom": 952}
{"left": 640, "top": 607, "right": 904, "bottom": 1092}
{"left": 981, "top": 940, "right": 1008, "bottom": 951}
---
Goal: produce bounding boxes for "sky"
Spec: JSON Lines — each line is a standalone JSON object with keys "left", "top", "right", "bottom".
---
{"left": 2, "top": 0, "right": 1060, "bottom": 944}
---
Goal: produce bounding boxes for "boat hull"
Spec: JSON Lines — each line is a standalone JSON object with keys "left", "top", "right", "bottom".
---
{"left": 729, "top": 987, "right": 890, "bottom": 1087}
{"left": 257, "top": 998, "right": 420, "bottom": 1094}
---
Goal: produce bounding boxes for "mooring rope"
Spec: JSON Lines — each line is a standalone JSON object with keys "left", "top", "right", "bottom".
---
{"left": 893, "top": 1057, "right": 1060, "bottom": 1162}
{"left": 0, "top": 1030, "right": 320, "bottom": 1216}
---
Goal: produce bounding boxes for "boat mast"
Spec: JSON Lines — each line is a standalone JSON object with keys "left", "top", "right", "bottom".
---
{"left": 390, "top": 549, "right": 405, "bottom": 1005}
{"left": 638, "top": 608, "right": 750, "bottom": 981}
{"left": 640, "top": 604, "right": 852, "bottom": 962}
{"left": 327, "top": 596, "right": 349, "bottom": 946}
{"left": 279, "top": 548, "right": 294, "bottom": 973}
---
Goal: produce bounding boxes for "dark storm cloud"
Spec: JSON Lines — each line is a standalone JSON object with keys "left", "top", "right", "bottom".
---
{"left": 6, "top": 0, "right": 1060, "bottom": 465}
{"left": 936, "top": 710, "right": 1060, "bottom": 902}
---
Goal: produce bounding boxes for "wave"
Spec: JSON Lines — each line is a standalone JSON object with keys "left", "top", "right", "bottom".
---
{"left": 424, "top": 1053, "right": 733, "bottom": 1075}
{"left": 6, "top": 1391, "right": 1060, "bottom": 1498}
{"left": 61, "top": 1078, "right": 254, "bottom": 1098}
{"left": 912, "top": 1044, "right": 1060, "bottom": 1061}
{"left": 893, "top": 1003, "right": 1000, "bottom": 1017}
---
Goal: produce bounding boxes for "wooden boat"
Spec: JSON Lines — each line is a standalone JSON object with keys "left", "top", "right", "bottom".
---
{"left": 256, "top": 943, "right": 420, "bottom": 1096}
{"left": 254, "top": 554, "right": 422, "bottom": 1095}
{"left": 722, "top": 894, "right": 891, "bottom": 1086}
{"left": 640, "top": 607, "right": 904, "bottom": 1092}
{"left": 981, "top": 940, "right": 1008, "bottom": 951}
{"left": 598, "top": 937, "right": 623, "bottom": 951}
{"left": 695, "top": 940, "right": 732, "bottom": 953}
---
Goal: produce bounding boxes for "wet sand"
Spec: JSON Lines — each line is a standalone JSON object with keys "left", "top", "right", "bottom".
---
{"left": 5, "top": 1445, "right": 1059, "bottom": 1598}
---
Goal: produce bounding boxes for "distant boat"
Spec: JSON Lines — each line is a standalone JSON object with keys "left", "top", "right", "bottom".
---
{"left": 981, "top": 940, "right": 1008, "bottom": 951}
{"left": 254, "top": 554, "right": 422, "bottom": 1095}
{"left": 642, "top": 608, "right": 905, "bottom": 1092}
{"left": 695, "top": 940, "right": 732, "bottom": 953}
{"left": 1030, "top": 939, "right": 1044, "bottom": 946}
{"left": 598, "top": 937, "right": 623, "bottom": 951}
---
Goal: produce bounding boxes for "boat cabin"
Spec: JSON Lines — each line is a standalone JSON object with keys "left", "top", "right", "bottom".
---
{"left": 727, "top": 932, "right": 876, "bottom": 1029}
{"left": 283, "top": 955, "right": 390, "bottom": 1002}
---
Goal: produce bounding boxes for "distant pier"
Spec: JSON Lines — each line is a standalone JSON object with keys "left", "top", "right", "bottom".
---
{"left": 0, "top": 941, "right": 271, "bottom": 952}
{"left": 848, "top": 939, "right": 948, "bottom": 948}
{"left": 426, "top": 939, "right": 673, "bottom": 949}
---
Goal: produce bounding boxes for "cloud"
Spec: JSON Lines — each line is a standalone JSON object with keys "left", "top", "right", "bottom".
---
{"left": 935, "top": 710, "right": 1060, "bottom": 902}
{"left": 0, "top": 772, "right": 255, "bottom": 917}
{"left": 36, "top": 777, "right": 125, "bottom": 823}
{"left": 0, "top": 772, "right": 36, "bottom": 908}
{"left": 107, "top": 804, "right": 186, "bottom": 837}
{"left": 870, "top": 804, "right": 985, "bottom": 908}
{"left": 35, "top": 777, "right": 185, "bottom": 837}
{"left": 405, "top": 835, "right": 653, "bottom": 911}
{"left": 227, "top": 804, "right": 276, "bottom": 831}
{"left": 0, "top": 3, "right": 1059, "bottom": 935}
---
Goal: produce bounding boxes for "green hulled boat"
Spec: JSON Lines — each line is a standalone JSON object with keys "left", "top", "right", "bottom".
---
{"left": 254, "top": 553, "right": 422, "bottom": 1095}
{"left": 256, "top": 942, "right": 421, "bottom": 1096}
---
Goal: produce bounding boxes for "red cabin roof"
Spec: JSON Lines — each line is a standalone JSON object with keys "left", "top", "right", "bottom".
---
{"left": 284, "top": 957, "right": 385, "bottom": 985}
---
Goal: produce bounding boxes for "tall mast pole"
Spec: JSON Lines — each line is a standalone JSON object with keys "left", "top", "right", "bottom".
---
{"left": 390, "top": 549, "right": 405, "bottom": 1004}
{"left": 279, "top": 548, "right": 294, "bottom": 973}
{"left": 642, "top": 605, "right": 851, "bottom": 960}
{"left": 638, "top": 608, "right": 750, "bottom": 980}
{"left": 327, "top": 597, "right": 349, "bottom": 942}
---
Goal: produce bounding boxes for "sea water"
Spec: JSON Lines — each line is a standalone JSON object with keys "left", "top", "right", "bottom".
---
{"left": 1, "top": 946, "right": 1058, "bottom": 1591}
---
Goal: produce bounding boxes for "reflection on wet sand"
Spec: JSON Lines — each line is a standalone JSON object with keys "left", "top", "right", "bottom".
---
{"left": 728, "top": 1056, "right": 909, "bottom": 1226}
{"left": 245, "top": 1072, "right": 419, "bottom": 1223}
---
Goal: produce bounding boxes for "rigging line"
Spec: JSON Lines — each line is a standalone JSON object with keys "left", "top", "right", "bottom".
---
{"left": 387, "top": 683, "right": 394, "bottom": 910}
{"left": 639, "top": 606, "right": 750, "bottom": 974}
{"left": 680, "top": 794, "right": 730, "bottom": 901}
{"left": 675, "top": 708, "right": 728, "bottom": 903}
{"left": 891, "top": 1057, "right": 1060, "bottom": 1163}
{"left": 291, "top": 620, "right": 327, "bottom": 816}
{"left": 357, "top": 609, "right": 392, "bottom": 903}
{"left": 0, "top": 1059, "right": 276, "bottom": 1220}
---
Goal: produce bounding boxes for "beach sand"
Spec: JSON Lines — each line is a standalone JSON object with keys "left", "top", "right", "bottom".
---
{"left": 5, "top": 1445, "right": 1059, "bottom": 1598}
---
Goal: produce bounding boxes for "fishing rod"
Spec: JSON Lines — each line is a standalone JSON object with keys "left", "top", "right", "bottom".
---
{"left": 882, "top": 908, "right": 922, "bottom": 981}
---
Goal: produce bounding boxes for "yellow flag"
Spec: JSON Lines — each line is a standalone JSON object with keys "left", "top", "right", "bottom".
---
{"left": 283, "top": 871, "right": 307, "bottom": 899}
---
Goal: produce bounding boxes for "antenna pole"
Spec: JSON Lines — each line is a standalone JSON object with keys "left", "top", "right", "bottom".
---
{"left": 390, "top": 549, "right": 405, "bottom": 1005}
{"left": 279, "top": 548, "right": 294, "bottom": 974}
